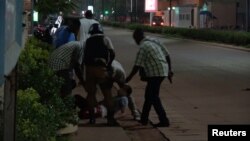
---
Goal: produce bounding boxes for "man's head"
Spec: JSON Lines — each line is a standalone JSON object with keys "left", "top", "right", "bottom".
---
{"left": 68, "top": 18, "right": 81, "bottom": 35}
{"left": 88, "top": 23, "right": 104, "bottom": 35}
{"left": 85, "top": 10, "right": 93, "bottom": 19}
{"left": 133, "top": 28, "right": 145, "bottom": 45}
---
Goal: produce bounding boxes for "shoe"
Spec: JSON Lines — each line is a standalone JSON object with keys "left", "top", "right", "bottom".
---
{"left": 153, "top": 122, "right": 170, "bottom": 127}
{"left": 133, "top": 111, "right": 141, "bottom": 121}
{"left": 133, "top": 114, "right": 141, "bottom": 121}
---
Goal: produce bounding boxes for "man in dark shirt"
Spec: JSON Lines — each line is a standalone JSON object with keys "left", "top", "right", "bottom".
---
{"left": 84, "top": 23, "right": 116, "bottom": 126}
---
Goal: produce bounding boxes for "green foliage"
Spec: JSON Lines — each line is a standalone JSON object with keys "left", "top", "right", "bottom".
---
{"left": 34, "top": 0, "right": 80, "bottom": 17}
{"left": 101, "top": 21, "right": 250, "bottom": 48}
{"left": 46, "top": 94, "right": 79, "bottom": 129}
{"left": 17, "top": 37, "right": 78, "bottom": 141}
{"left": 16, "top": 88, "right": 78, "bottom": 141}
{"left": 18, "top": 37, "right": 62, "bottom": 101}
{"left": 0, "top": 109, "right": 3, "bottom": 141}
{"left": 16, "top": 88, "right": 57, "bottom": 141}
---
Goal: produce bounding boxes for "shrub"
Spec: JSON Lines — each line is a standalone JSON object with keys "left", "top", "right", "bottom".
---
{"left": 17, "top": 37, "right": 78, "bottom": 141}
{"left": 18, "top": 37, "right": 62, "bottom": 101}
{"left": 102, "top": 21, "right": 250, "bottom": 48}
{"left": 16, "top": 88, "right": 57, "bottom": 141}
{"left": 16, "top": 88, "right": 78, "bottom": 141}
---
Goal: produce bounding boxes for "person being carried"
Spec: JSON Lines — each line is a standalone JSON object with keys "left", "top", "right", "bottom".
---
{"left": 74, "top": 84, "right": 132, "bottom": 119}
{"left": 109, "top": 60, "right": 140, "bottom": 120}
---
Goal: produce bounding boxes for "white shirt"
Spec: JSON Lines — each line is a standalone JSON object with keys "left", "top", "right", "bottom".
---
{"left": 112, "top": 60, "right": 126, "bottom": 83}
{"left": 79, "top": 18, "right": 99, "bottom": 47}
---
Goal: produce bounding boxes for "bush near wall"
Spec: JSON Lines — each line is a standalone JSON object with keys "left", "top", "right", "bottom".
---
{"left": 101, "top": 21, "right": 250, "bottom": 48}
{"left": 17, "top": 37, "right": 78, "bottom": 141}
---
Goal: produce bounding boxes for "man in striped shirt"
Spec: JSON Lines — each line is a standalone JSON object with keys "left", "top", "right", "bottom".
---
{"left": 126, "top": 28, "right": 173, "bottom": 127}
{"left": 48, "top": 41, "right": 84, "bottom": 97}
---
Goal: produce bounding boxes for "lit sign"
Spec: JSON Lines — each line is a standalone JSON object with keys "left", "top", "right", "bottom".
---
{"left": 33, "top": 11, "right": 38, "bottom": 22}
{"left": 88, "top": 6, "right": 94, "bottom": 13}
{"left": 145, "top": 0, "right": 158, "bottom": 12}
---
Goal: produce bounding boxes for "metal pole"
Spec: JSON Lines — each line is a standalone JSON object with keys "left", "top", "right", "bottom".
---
{"left": 115, "top": 0, "right": 117, "bottom": 21}
{"left": 130, "top": 0, "right": 132, "bottom": 12}
{"left": 246, "top": 0, "right": 249, "bottom": 31}
{"left": 150, "top": 12, "right": 153, "bottom": 26}
{"left": 102, "top": 0, "right": 104, "bottom": 14}
{"left": 31, "top": 0, "right": 34, "bottom": 34}
{"left": 169, "top": 0, "right": 172, "bottom": 27}
{"left": 135, "top": 0, "right": 137, "bottom": 22}
{"left": 130, "top": 0, "right": 133, "bottom": 22}
{"left": 236, "top": 1, "right": 238, "bottom": 28}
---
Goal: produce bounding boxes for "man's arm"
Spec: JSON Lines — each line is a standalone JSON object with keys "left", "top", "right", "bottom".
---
{"left": 72, "top": 42, "right": 85, "bottom": 85}
{"left": 74, "top": 63, "right": 84, "bottom": 85}
{"left": 104, "top": 36, "right": 115, "bottom": 69}
{"left": 166, "top": 55, "right": 173, "bottom": 83}
{"left": 107, "top": 49, "right": 115, "bottom": 68}
{"left": 125, "top": 65, "right": 140, "bottom": 83}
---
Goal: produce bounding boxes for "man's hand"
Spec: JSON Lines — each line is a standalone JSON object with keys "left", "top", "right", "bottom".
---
{"left": 168, "top": 71, "right": 174, "bottom": 84}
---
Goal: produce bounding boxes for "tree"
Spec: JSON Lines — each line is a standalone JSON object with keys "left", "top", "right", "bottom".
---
{"left": 34, "top": 0, "right": 79, "bottom": 21}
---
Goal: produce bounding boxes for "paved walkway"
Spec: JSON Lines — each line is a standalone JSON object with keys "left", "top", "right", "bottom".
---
{"left": 70, "top": 85, "right": 131, "bottom": 141}
{"left": 70, "top": 85, "right": 170, "bottom": 141}
{"left": 71, "top": 122, "right": 130, "bottom": 141}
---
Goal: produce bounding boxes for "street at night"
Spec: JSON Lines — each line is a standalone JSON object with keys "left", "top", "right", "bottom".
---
{"left": 1, "top": 1, "right": 250, "bottom": 141}
{"left": 71, "top": 26, "right": 250, "bottom": 141}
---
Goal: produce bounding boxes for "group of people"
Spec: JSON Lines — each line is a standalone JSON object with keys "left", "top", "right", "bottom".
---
{"left": 48, "top": 10, "right": 173, "bottom": 127}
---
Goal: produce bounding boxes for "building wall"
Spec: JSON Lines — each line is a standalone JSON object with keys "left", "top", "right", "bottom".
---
{"left": 178, "top": 0, "right": 197, "bottom": 5}
{"left": 159, "top": 0, "right": 245, "bottom": 29}
{"left": 162, "top": 0, "right": 199, "bottom": 27}
{"left": 177, "top": 6, "right": 192, "bottom": 27}
{"left": 1, "top": 1, "right": 24, "bottom": 141}
{"left": 211, "top": 1, "right": 236, "bottom": 29}
{"left": 24, "top": 0, "right": 31, "bottom": 11}
{"left": 236, "top": 0, "right": 248, "bottom": 30}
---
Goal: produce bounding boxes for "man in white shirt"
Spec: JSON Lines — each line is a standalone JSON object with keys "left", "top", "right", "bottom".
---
{"left": 79, "top": 10, "right": 99, "bottom": 47}
{"left": 111, "top": 60, "right": 140, "bottom": 120}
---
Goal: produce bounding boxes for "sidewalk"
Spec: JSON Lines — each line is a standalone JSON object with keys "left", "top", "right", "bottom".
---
{"left": 70, "top": 120, "right": 130, "bottom": 141}
{"left": 70, "top": 85, "right": 131, "bottom": 141}
{"left": 69, "top": 109, "right": 170, "bottom": 141}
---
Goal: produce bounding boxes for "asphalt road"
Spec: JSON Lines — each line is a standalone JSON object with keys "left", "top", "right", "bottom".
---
{"left": 104, "top": 26, "right": 250, "bottom": 141}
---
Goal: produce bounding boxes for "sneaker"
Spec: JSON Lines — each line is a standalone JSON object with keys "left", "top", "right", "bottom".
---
{"left": 100, "top": 105, "right": 107, "bottom": 118}
{"left": 133, "top": 114, "right": 141, "bottom": 121}
{"left": 132, "top": 111, "right": 141, "bottom": 121}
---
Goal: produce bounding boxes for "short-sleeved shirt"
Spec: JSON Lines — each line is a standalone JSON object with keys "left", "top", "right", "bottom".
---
{"left": 135, "top": 37, "right": 169, "bottom": 77}
{"left": 53, "top": 26, "right": 76, "bottom": 48}
{"left": 48, "top": 41, "right": 83, "bottom": 71}
{"left": 84, "top": 34, "right": 114, "bottom": 66}
{"left": 111, "top": 60, "right": 126, "bottom": 84}
{"left": 79, "top": 18, "right": 99, "bottom": 47}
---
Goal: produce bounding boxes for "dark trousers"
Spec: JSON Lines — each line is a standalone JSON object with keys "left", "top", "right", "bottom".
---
{"left": 56, "top": 69, "right": 75, "bottom": 98}
{"left": 85, "top": 66, "right": 115, "bottom": 123}
{"left": 141, "top": 77, "right": 168, "bottom": 123}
